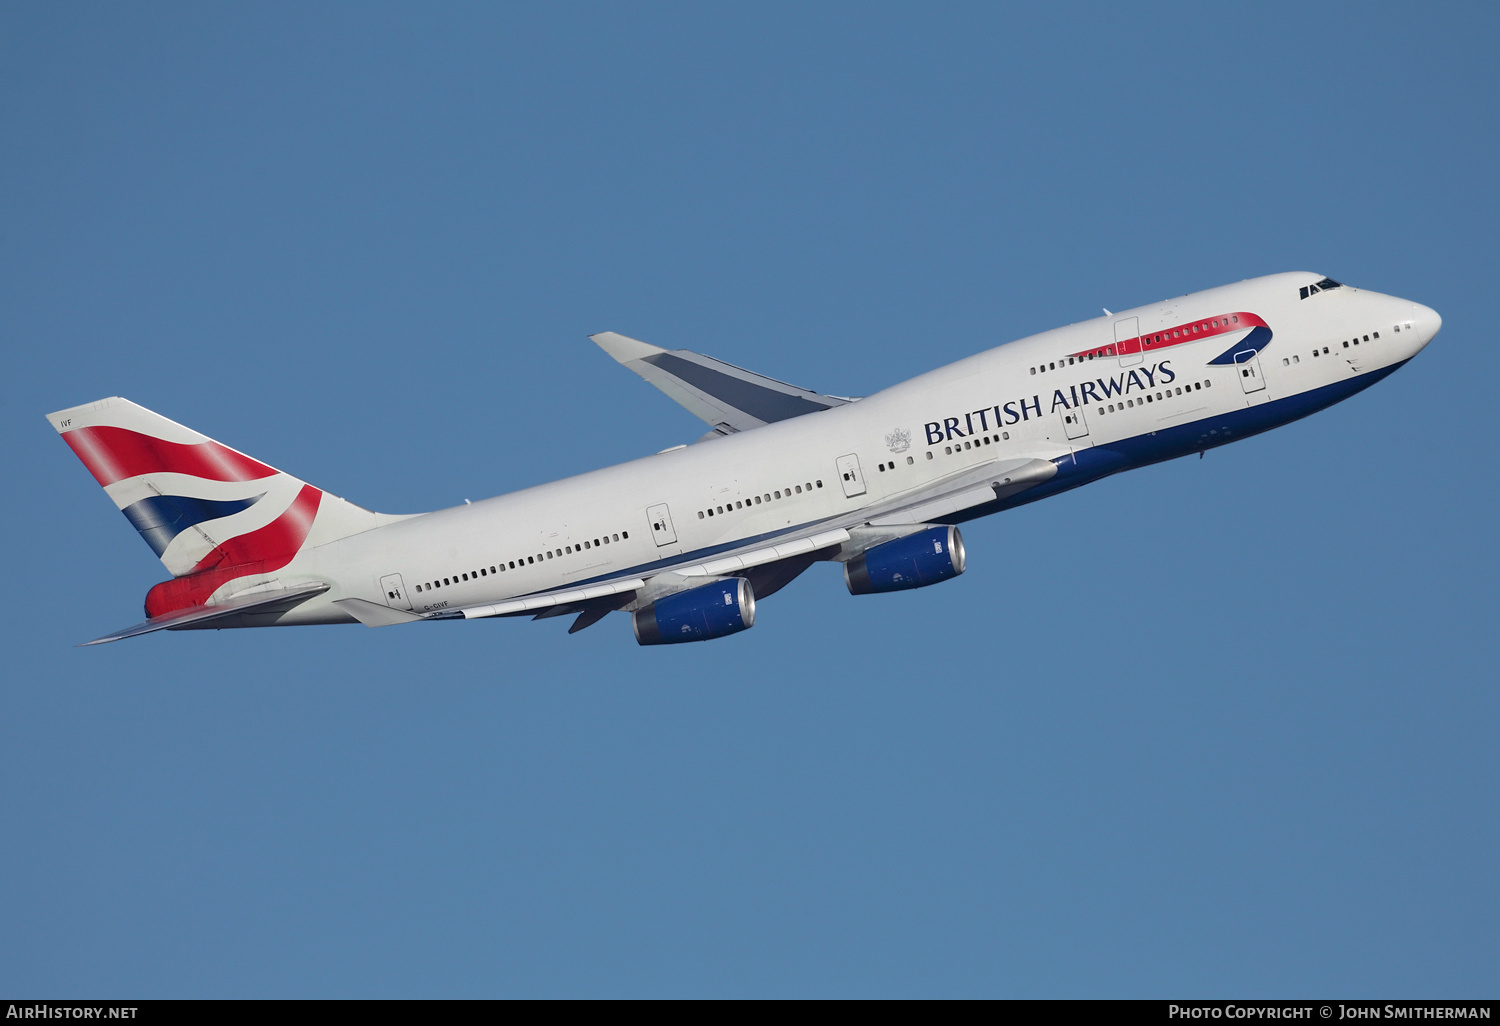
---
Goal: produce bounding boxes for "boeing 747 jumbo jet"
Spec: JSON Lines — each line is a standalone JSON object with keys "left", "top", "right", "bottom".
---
{"left": 50, "top": 272, "right": 1440, "bottom": 646}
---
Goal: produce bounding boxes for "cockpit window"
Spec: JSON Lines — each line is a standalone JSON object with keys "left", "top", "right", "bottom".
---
{"left": 1299, "top": 278, "right": 1344, "bottom": 299}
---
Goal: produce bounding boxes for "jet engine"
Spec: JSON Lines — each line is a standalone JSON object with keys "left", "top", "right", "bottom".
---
{"left": 844, "top": 525, "right": 966, "bottom": 595}
{"left": 633, "top": 577, "right": 756, "bottom": 645}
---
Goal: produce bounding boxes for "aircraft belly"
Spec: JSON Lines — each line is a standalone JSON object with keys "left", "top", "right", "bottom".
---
{"left": 995, "top": 360, "right": 1412, "bottom": 515}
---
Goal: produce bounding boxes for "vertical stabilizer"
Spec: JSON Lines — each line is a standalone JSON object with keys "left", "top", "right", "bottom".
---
{"left": 46, "top": 398, "right": 407, "bottom": 613}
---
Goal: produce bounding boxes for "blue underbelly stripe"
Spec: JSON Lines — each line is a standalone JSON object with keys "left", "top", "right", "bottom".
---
{"left": 960, "top": 359, "right": 1410, "bottom": 520}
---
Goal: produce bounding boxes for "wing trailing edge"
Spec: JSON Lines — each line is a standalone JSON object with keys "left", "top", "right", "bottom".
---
{"left": 423, "top": 460, "right": 1060, "bottom": 630}
{"left": 422, "top": 457, "right": 1058, "bottom": 632}
{"left": 865, "top": 458, "right": 1057, "bottom": 525}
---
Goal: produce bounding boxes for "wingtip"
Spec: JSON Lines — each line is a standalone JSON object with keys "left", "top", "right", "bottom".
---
{"left": 590, "top": 331, "right": 665, "bottom": 364}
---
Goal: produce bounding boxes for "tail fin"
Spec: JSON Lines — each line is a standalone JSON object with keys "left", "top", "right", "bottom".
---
{"left": 47, "top": 397, "right": 401, "bottom": 589}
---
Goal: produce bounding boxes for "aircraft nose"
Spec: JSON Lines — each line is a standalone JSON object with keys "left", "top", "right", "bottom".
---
{"left": 1412, "top": 303, "right": 1442, "bottom": 344}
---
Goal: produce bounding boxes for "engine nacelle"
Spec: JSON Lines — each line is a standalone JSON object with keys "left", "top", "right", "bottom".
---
{"left": 633, "top": 577, "right": 756, "bottom": 646}
{"left": 844, "top": 525, "right": 966, "bottom": 595}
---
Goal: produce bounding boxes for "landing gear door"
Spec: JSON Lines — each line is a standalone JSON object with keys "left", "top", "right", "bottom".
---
{"left": 1235, "top": 349, "right": 1267, "bottom": 394}
{"left": 647, "top": 503, "right": 677, "bottom": 546}
{"left": 1115, "top": 316, "right": 1143, "bottom": 367}
{"left": 379, "top": 573, "right": 413, "bottom": 610}
{"left": 836, "top": 454, "right": 867, "bottom": 498}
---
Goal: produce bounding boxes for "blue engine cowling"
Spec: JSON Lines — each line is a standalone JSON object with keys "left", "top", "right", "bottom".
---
{"left": 633, "top": 577, "right": 757, "bottom": 645}
{"left": 844, "top": 525, "right": 966, "bottom": 595}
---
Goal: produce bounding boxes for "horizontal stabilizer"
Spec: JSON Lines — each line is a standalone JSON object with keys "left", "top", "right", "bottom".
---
{"left": 83, "top": 583, "right": 329, "bottom": 646}
{"left": 590, "top": 332, "right": 852, "bottom": 435}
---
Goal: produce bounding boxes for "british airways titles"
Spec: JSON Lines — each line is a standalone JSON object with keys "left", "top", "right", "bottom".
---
{"left": 920, "top": 360, "right": 1178, "bottom": 446}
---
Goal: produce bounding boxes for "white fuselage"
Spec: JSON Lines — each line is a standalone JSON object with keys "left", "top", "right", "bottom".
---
{"left": 281, "top": 272, "right": 1439, "bottom": 625}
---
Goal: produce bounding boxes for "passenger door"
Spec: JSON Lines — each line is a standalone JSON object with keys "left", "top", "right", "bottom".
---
{"left": 1115, "top": 316, "right": 1143, "bottom": 367}
{"left": 646, "top": 503, "right": 678, "bottom": 546}
{"left": 379, "top": 573, "right": 413, "bottom": 610}
{"left": 1060, "top": 405, "right": 1090, "bottom": 440}
{"left": 836, "top": 454, "right": 867, "bottom": 498}
{"left": 1234, "top": 349, "right": 1267, "bottom": 394}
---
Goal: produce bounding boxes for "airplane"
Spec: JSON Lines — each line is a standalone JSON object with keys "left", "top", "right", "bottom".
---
{"left": 47, "top": 271, "right": 1440, "bottom": 647}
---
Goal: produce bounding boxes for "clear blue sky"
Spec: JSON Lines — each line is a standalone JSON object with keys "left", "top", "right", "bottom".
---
{"left": 3, "top": 2, "right": 1496, "bottom": 998}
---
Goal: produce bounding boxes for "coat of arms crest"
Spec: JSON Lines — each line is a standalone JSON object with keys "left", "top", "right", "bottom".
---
{"left": 885, "top": 427, "right": 911, "bottom": 454}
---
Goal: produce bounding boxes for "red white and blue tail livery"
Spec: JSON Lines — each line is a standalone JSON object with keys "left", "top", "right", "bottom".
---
{"left": 48, "top": 398, "right": 408, "bottom": 642}
{"left": 49, "top": 272, "right": 1441, "bottom": 646}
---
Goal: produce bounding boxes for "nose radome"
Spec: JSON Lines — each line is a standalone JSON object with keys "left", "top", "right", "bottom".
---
{"left": 1412, "top": 303, "right": 1442, "bottom": 344}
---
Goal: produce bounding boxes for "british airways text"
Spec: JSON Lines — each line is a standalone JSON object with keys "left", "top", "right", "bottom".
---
{"left": 923, "top": 360, "right": 1177, "bottom": 444}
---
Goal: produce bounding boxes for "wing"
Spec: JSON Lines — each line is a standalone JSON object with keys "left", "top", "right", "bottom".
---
{"left": 590, "top": 331, "right": 853, "bottom": 437}
{"left": 424, "top": 456, "right": 1058, "bottom": 634}
{"left": 430, "top": 527, "right": 851, "bottom": 624}
{"left": 862, "top": 457, "right": 1057, "bottom": 526}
